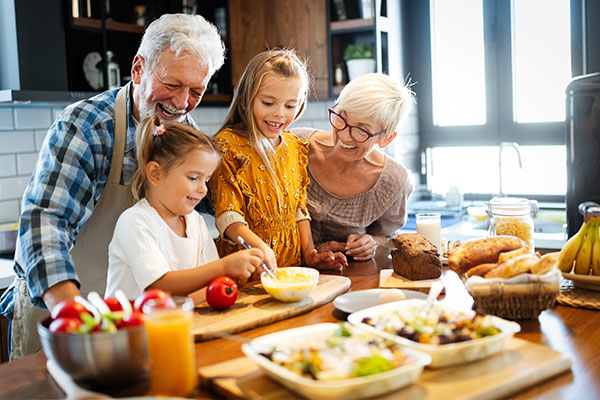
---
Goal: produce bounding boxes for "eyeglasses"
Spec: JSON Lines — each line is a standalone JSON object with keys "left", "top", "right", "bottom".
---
{"left": 328, "top": 106, "right": 386, "bottom": 143}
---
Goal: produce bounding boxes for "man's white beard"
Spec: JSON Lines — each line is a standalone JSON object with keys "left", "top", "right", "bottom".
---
{"left": 140, "top": 101, "right": 186, "bottom": 123}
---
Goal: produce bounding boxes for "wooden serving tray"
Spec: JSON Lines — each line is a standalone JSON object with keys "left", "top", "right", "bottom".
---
{"left": 379, "top": 269, "right": 444, "bottom": 294}
{"left": 198, "top": 338, "right": 571, "bottom": 400}
{"left": 191, "top": 275, "right": 351, "bottom": 340}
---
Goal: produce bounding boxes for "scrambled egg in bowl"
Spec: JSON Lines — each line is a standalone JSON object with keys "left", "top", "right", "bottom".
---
{"left": 261, "top": 267, "right": 319, "bottom": 302}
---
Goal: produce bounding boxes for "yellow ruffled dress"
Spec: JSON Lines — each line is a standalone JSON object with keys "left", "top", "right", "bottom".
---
{"left": 209, "top": 128, "right": 310, "bottom": 267}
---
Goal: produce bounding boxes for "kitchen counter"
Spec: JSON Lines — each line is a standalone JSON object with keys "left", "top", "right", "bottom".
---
{"left": 442, "top": 217, "right": 567, "bottom": 250}
{"left": 402, "top": 215, "right": 567, "bottom": 250}
{"left": 0, "top": 259, "right": 14, "bottom": 290}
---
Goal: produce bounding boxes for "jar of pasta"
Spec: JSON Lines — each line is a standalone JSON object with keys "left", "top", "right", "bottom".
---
{"left": 487, "top": 197, "right": 537, "bottom": 252}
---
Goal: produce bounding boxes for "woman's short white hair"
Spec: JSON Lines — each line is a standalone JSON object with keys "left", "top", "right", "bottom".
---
{"left": 336, "top": 73, "right": 415, "bottom": 138}
{"left": 137, "top": 14, "right": 225, "bottom": 75}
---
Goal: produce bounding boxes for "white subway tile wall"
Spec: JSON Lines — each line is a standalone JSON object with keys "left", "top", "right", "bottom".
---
{"left": 0, "top": 101, "right": 419, "bottom": 224}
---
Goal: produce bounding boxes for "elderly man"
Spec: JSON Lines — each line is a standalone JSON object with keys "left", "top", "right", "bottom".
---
{"left": 0, "top": 13, "right": 225, "bottom": 359}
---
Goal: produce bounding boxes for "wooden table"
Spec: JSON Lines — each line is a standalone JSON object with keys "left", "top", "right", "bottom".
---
{"left": 0, "top": 249, "right": 599, "bottom": 399}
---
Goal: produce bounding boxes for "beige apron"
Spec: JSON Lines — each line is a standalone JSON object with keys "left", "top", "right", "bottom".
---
{"left": 10, "top": 86, "right": 134, "bottom": 359}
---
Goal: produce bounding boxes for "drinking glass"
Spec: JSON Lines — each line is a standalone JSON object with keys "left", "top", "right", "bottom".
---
{"left": 416, "top": 213, "right": 442, "bottom": 254}
{"left": 143, "top": 296, "right": 196, "bottom": 397}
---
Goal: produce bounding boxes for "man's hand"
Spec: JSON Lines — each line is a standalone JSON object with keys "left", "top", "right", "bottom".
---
{"left": 42, "top": 281, "right": 81, "bottom": 314}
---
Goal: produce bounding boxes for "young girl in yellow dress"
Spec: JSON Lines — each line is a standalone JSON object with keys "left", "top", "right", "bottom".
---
{"left": 209, "top": 49, "right": 347, "bottom": 272}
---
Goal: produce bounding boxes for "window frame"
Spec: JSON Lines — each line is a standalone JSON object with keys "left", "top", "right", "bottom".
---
{"left": 405, "top": 0, "right": 584, "bottom": 150}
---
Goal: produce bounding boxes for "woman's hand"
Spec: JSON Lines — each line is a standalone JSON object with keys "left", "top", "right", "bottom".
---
{"left": 305, "top": 249, "right": 347, "bottom": 272}
{"left": 316, "top": 240, "right": 346, "bottom": 253}
{"left": 345, "top": 234, "right": 378, "bottom": 261}
{"left": 222, "top": 248, "right": 263, "bottom": 279}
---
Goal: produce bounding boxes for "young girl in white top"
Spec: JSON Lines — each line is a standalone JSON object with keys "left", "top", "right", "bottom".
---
{"left": 106, "top": 116, "right": 264, "bottom": 300}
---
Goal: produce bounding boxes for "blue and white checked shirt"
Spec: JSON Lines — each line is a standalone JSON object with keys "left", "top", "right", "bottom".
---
{"left": 0, "top": 84, "right": 197, "bottom": 318}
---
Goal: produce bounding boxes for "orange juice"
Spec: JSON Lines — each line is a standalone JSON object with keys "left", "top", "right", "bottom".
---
{"left": 144, "top": 297, "right": 196, "bottom": 397}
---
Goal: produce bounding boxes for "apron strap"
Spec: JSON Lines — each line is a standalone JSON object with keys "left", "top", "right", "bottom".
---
{"left": 107, "top": 86, "right": 129, "bottom": 184}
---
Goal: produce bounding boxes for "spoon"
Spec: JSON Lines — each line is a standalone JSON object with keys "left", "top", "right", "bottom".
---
{"left": 420, "top": 280, "right": 444, "bottom": 317}
{"left": 237, "top": 236, "right": 278, "bottom": 280}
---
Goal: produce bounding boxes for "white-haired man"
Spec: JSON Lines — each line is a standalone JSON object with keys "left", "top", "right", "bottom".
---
{"left": 0, "top": 14, "right": 225, "bottom": 359}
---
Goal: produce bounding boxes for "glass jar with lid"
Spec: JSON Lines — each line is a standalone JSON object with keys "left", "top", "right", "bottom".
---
{"left": 486, "top": 197, "right": 537, "bottom": 252}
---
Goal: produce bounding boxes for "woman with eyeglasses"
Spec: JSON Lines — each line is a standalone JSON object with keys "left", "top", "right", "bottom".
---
{"left": 293, "top": 73, "right": 415, "bottom": 261}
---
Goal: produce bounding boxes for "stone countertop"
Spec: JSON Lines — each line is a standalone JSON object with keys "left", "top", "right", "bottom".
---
{"left": 401, "top": 215, "right": 567, "bottom": 250}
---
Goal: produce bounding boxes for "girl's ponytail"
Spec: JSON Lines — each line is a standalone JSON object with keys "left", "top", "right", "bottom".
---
{"left": 131, "top": 115, "right": 161, "bottom": 201}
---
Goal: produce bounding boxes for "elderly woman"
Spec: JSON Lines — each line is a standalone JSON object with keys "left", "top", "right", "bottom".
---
{"left": 294, "top": 73, "right": 414, "bottom": 261}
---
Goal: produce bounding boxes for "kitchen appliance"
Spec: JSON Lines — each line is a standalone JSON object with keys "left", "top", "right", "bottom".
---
{"left": 565, "top": 73, "right": 600, "bottom": 237}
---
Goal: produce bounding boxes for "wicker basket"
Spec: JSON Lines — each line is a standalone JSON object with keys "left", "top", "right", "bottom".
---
{"left": 466, "top": 274, "right": 561, "bottom": 320}
{"left": 471, "top": 291, "right": 559, "bottom": 319}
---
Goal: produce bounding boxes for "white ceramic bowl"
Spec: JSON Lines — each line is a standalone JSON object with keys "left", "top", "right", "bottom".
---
{"left": 348, "top": 299, "right": 521, "bottom": 368}
{"left": 241, "top": 323, "right": 431, "bottom": 400}
{"left": 260, "top": 266, "right": 319, "bottom": 302}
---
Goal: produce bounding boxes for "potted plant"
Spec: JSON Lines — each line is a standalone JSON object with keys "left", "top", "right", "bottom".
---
{"left": 343, "top": 42, "right": 376, "bottom": 82}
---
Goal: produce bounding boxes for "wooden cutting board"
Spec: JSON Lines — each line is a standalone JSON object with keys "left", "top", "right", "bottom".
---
{"left": 198, "top": 338, "right": 571, "bottom": 400}
{"left": 191, "top": 275, "right": 350, "bottom": 340}
{"left": 379, "top": 269, "right": 444, "bottom": 293}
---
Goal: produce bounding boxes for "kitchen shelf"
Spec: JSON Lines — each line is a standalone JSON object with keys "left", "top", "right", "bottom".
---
{"left": 72, "top": 18, "right": 145, "bottom": 34}
{"left": 330, "top": 18, "right": 375, "bottom": 32}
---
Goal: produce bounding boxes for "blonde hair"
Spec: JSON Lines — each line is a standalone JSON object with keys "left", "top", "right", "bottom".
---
{"left": 336, "top": 73, "right": 414, "bottom": 140}
{"left": 220, "top": 48, "right": 310, "bottom": 190}
{"left": 132, "top": 115, "right": 219, "bottom": 201}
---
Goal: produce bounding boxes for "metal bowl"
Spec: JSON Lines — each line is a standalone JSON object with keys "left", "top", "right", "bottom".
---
{"left": 38, "top": 317, "right": 149, "bottom": 386}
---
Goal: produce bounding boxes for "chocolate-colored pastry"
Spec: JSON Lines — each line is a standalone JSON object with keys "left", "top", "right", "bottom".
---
{"left": 391, "top": 234, "right": 442, "bottom": 280}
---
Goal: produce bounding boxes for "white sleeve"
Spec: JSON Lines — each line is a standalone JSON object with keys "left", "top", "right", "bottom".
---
{"left": 112, "top": 209, "right": 172, "bottom": 291}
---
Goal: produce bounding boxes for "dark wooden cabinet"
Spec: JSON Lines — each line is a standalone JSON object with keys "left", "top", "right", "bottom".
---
{"left": 227, "top": 0, "right": 329, "bottom": 100}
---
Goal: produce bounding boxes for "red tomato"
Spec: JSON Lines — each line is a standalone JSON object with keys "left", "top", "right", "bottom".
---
{"left": 118, "top": 312, "right": 145, "bottom": 329}
{"left": 134, "top": 289, "right": 174, "bottom": 312}
{"left": 49, "top": 317, "right": 83, "bottom": 333}
{"left": 103, "top": 297, "right": 123, "bottom": 312}
{"left": 51, "top": 300, "right": 88, "bottom": 320}
{"left": 206, "top": 276, "right": 238, "bottom": 310}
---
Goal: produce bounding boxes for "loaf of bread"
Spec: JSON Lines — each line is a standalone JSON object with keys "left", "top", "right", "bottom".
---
{"left": 485, "top": 254, "right": 540, "bottom": 279}
{"left": 448, "top": 236, "right": 528, "bottom": 274}
{"left": 391, "top": 234, "right": 442, "bottom": 280}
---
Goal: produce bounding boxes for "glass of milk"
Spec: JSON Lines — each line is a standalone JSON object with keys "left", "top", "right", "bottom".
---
{"left": 416, "top": 213, "right": 442, "bottom": 254}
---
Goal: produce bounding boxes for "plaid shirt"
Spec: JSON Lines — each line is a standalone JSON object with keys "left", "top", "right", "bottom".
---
{"left": 0, "top": 84, "right": 197, "bottom": 318}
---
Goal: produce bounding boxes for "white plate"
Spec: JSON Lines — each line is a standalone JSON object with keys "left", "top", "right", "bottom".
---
{"left": 562, "top": 272, "right": 600, "bottom": 291}
{"left": 348, "top": 299, "right": 521, "bottom": 368}
{"left": 333, "top": 289, "right": 427, "bottom": 314}
{"left": 242, "top": 323, "right": 430, "bottom": 400}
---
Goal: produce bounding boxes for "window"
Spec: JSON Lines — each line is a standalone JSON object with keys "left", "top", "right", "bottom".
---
{"left": 406, "top": 0, "right": 577, "bottom": 200}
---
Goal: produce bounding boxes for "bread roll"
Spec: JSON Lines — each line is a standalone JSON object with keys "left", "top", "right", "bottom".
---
{"left": 466, "top": 263, "right": 499, "bottom": 277}
{"left": 530, "top": 252, "right": 560, "bottom": 275}
{"left": 448, "top": 236, "right": 528, "bottom": 274}
{"left": 485, "top": 254, "right": 540, "bottom": 279}
{"left": 391, "top": 234, "right": 442, "bottom": 280}
{"left": 497, "top": 246, "right": 530, "bottom": 264}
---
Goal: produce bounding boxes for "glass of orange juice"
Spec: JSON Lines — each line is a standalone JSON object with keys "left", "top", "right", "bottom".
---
{"left": 143, "top": 296, "right": 196, "bottom": 397}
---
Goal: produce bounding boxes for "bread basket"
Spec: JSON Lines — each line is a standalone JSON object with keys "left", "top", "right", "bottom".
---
{"left": 465, "top": 269, "right": 562, "bottom": 319}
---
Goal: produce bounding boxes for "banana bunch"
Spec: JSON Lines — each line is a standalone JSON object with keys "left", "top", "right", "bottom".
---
{"left": 558, "top": 217, "right": 600, "bottom": 275}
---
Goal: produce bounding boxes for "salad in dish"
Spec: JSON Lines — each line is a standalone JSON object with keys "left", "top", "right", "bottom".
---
{"left": 360, "top": 308, "right": 500, "bottom": 345}
{"left": 259, "top": 322, "right": 415, "bottom": 380}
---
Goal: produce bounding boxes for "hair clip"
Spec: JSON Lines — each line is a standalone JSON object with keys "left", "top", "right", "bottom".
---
{"left": 153, "top": 124, "right": 166, "bottom": 136}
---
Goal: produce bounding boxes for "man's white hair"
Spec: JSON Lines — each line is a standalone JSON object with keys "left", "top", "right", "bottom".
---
{"left": 137, "top": 13, "right": 225, "bottom": 75}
